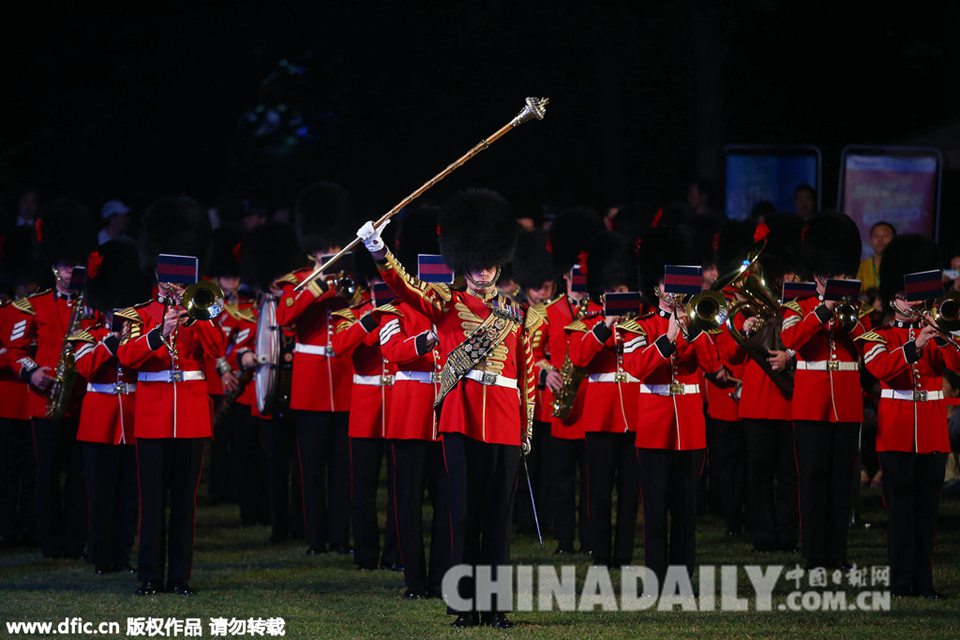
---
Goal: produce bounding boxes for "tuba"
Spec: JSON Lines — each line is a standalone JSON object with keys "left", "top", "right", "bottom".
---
{"left": 715, "top": 241, "right": 781, "bottom": 344}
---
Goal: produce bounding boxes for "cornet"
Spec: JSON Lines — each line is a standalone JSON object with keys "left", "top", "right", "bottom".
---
{"left": 163, "top": 281, "right": 226, "bottom": 321}
{"left": 891, "top": 291, "right": 960, "bottom": 352}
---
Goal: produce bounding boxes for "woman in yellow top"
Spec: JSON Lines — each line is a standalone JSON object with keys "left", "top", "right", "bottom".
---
{"left": 856, "top": 221, "right": 896, "bottom": 291}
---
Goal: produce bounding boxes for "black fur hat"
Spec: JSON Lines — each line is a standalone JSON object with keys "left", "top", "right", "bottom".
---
{"left": 801, "top": 211, "right": 862, "bottom": 278}
{"left": 207, "top": 227, "right": 244, "bottom": 277}
{"left": 512, "top": 229, "right": 556, "bottom": 290}
{"left": 295, "top": 181, "right": 350, "bottom": 256}
{"left": 550, "top": 206, "right": 603, "bottom": 273}
{"left": 241, "top": 222, "right": 303, "bottom": 292}
{"left": 438, "top": 188, "right": 518, "bottom": 273}
{"left": 637, "top": 225, "right": 693, "bottom": 306}
{"left": 36, "top": 198, "right": 96, "bottom": 265}
{"left": 879, "top": 234, "right": 942, "bottom": 307}
{"left": 86, "top": 239, "right": 152, "bottom": 312}
{"left": 760, "top": 213, "right": 804, "bottom": 283}
{"left": 139, "top": 196, "right": 211, "bottom": 274}
{"left": 690, "top": 214, "right": 722, "bottom": 269}
{"left": 716, "top": 219, "right": 756, "bottom": 273}
{"left": 394, "top": 203, "right": 441, "bottom": 270}
{"left": 586, "top": 231, "right": 636, "bottom": 303}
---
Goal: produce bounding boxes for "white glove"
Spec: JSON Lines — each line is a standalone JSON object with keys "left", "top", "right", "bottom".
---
{"left": 357, "top": 220, "right": 389, "bottom": 253}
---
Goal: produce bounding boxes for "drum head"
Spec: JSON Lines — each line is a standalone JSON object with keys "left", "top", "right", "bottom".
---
{"left": 255, "top": 296, "right": 280, "bottom": 414}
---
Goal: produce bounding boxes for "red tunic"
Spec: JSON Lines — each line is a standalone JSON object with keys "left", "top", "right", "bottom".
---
{"left": 619, "top": 309, "right": 722, "bottom": 450}
{"left": 546, "top": 295, "right": 589, "bottom": 440}
{"left": 6, "top": 290, "right": 99, "bottom": 419}
{"left": 204, "top": 296, "right": 255, "bottom": 397}
{"left": 376, "top": 250, "right": 535, "bottom": 446}
{"left": 859, "top": 322, "right": 960, "bottom": 453}
{"left": 379, "top": 301, "right": 442, "bottom": 441}
{"left": 330, "top": 300, "right": 399, "bottom": 440}
{"left": 0, "top": 300, "right": 30, "bottom": 421}
{"left": 565, "top": 306, "right": 639, "bottom": 434}
{"left": 276, "top": 269, "right": 353, "bottom": 413}
{"left": 71, "top": 325, "right": 137, "bottom": 445}
{"left": 224, "top": 304, "right": 258, "bottom": 408}
{"left": 116, "top": 299, "right": 226, "bottom": 439}
{"left": 704, "top": 326, "right": 743, "bottom": 422}
{"left": 526, "top": 299, "right": 555, "bottom": 424}
{"left": 781, "top": 296, "right": 865, "bottom": 423}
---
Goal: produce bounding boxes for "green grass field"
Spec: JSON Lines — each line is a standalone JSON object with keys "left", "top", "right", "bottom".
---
{"left": 2, "top": 486, "right": 959, "bottom": 639}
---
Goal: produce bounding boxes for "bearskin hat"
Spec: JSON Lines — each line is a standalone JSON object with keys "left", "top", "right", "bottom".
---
{"left": 438, "top": 188, "right": 517, "bottom": 273}
{"left": 295, "top": 181, "right": 350, "bottom": 256}
{"left": 878, "top": 234, "right": 942, "bottom": 308}
{"left": 512, "top": 229, "right": 556, "bottom": 290}
{"left": 637, "top": 225, "right": 694, "bottom": 307}
{"left": 394, "top": 202, "right": 441, "bottom": 270}
{"left": 759, "top": 213, "right": 804, "bottom": 283}
{"left": 550, "top": 206, "right": 603, "bottom": 273}
{"left": 801, "top": 211, "right": 861, "bottom": 278}
{"left": 36, "top": 198, "right": 97, "bottom": 266}
{"left": 689, "top": 214, "right": 722, "bottom": 269}
{"left": 86, "top": 239, "right": 152, "bottom": 313}
{"left": 139, "top": 196, "right": 211, "bottom": 274}
{"left": 586, "top": 231, "right": 636, "bottom": 303}
{"left": 716, "top": 219, "right": 756, "bottom": 273}
{"left": 207, "top": 227, "right": 244, "bottom": 277}
{"left": 241, "top": 222, "right": 303, "bottom": 293}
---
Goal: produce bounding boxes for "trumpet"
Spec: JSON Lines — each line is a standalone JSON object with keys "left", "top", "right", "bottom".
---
{"left": 656, "top": 287, "right": 729, "bottom": 338}
{"left": 832, "top": 299, "right": 860, "bottom": 333}
{"left": 891, "top": 291, "right": 960, "bottom": 352}
{"left": 164, "top": 281, "right": 226, "bottom": 321}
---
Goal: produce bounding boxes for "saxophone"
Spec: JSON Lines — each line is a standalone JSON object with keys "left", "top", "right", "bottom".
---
{"left": 551, "top": 297, "right": 590, "bottom": 420}
{"left": 46, "top": 291, "right": 85, "bottom": 420}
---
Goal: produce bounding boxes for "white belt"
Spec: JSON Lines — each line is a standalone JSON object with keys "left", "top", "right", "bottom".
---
{"left": 137, "top": 370, "right": 205, "bottom": 383}
{"left": 86, "top": 382, "right": 137, "bottom": 395}
{"left": 395, "top": 370, "right": 440, "bottom": 384}
{"left": 588, "top": 372, "right": 639, "bottom": 384}
{"left": 352, "top": 374, "right": 394, "bottom": 386}
{"left": 796, "top": 360, "right": 859, "bottom": 371}
{"left": 294, "top": 343, "right": 335, "bottom": 357}
{"left": 464, "top": 370, "right": 517, "bottom": 389}
{"left": 881, "top": 389, "right": 943, "bottom": 402}
{"left": 639, "top": 383, "right": 700, "bottom": 396}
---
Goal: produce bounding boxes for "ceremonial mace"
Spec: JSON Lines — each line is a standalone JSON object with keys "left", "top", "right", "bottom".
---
{"left": 294, "top": 97, "right": 550, "bottom": 292}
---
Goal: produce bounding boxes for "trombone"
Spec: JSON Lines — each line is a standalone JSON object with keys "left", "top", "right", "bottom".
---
{"left": 891, "top": 291, "right": 960, "bottom": 352}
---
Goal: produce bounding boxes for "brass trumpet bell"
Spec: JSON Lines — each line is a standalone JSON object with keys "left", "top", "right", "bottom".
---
{"left": 180, "top": 281, "right": 226, "bottom": 321}
{"left": 932, "top": 291, "right": 960, "bottom": 332}
{"left": 684, "top": 290, "right": 729, "bottom": 333}
{"left": 713, "top": 241, "right": 781, "bottom": 344}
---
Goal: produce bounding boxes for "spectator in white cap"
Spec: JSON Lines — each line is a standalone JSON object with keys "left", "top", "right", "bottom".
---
{"left": 98, "top": 199, "right": 131, "bottom": 245}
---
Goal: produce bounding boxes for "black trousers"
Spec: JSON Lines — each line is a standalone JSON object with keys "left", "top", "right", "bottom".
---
{"left": 391, "top": 439, "right": 449, "bottom": 593}
{"left": 793, "top": 420, "right": 859, "bottom": 567}
{"left": 349, "top": 437, "right": 398, "bottom": 568}
{"left": 235, "top": 409, "right": 269, "bottom": 525}
{"left": 0, "top": 418, "right": 36, "bottom": 546}
{"left": 32, "top": 418, "right": 86, "bottom": 558}
{"left": 442, "top": 433, "right": 520, "bottom": 614}
{"left": 585, "top": 432, "right": 639, "bottom": 565}
{"left": 296, "top": 411, "right": 350, "bottom": 550}
{"left": 743, "top": 419, "right": 798, "bottom": 550}
{"left": 82, "top": 443, "right": 138, "bottom": 568}
{"left": 136, "top": 438, "right": 205, "bottom": 586}
{"left": 708, "top": 419, "right": 745, "bottom": 533}
{"left": 259, "top": 415, "right": 297, "bottom": 542}
{"left": 637, "top": 448, "right": 703, "bottom": 582}
{"left": 879, "top": 451, "right": 946, "bottom": 595}
{"left": 549, "top": 436, "right": 588, "bottom": 551}
{"left": 513, "top": 421, "right": 552, "bottom": 535}
{"left": 208, "top": 395, "right": 235, "bottom": 503}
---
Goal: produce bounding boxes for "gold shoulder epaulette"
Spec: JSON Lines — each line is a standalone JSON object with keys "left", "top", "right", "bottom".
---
{"left": 525, "top": 302, "right": 546, "bottom": 332}
{"left": 224, "top": 303, "right": 241, "bottom": 320}
{"left": 236, "top": 307, "right": 256, "bottom": 323}
{"left": 617, "top": 317, "right": 646, "bottom": 335}
{"left": 331, "top": 308, "right": 356, "bottom": 322}
{"left": 706, "top": 326, "right": 725, "bottom": 336}
{"left": 858, "top": 303, "right": 873, "bottom": 319}
{"left": 564, "top": 319, "right": 590, "bottom": 333}
{"left": 12, "top": 297, "right": 35, "bottom": 315}
{"left": 544, "top": 294, "right": 564, "bottom": 309}
{"left": 275, "top": 272, "right": 300, "bottom": 287}
{"left": 782, "top": 300, "right": 803, "bottom": 315}
{"left": 855, "top": 331, "right": 886, "bottom": 344}
{"left": 67, "top": 329, "right": 96, "bottom": 344}
{"left": 133, "top": 299, "right": 153, "bottom": 309}
{"left": 376, "top": 303, "right": 403, "bottom": 317}
{"left": 27, "top": 288, "right": 52, "bottom": 299}
{"left": 426, "top": 282, "right": 452, "bottom": 302}
{"left": 116, "top": 306, "right": 144, "bottom": 323}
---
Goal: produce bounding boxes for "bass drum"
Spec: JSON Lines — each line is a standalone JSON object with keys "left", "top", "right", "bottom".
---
{"left": 255, "top": 295, "right": 280, "bottom": 415}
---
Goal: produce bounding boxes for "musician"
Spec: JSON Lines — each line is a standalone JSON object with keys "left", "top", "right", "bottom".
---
{"left": 859, "top": 235, "right": 960, "bottom": 598}
{"left": 276, "top": 182, "right": 354, "bottom": 556}
{"left": 619, "top": 224, "right": 725, "bottom": 584}
{"left": 542, "top": 208, "right": 602, "bottom": 555}
{"left": 7, "top": 199, "right": 98, "bottom": 559}
{"left": 781, "top": 211, "right": 865, "bottom": 570}
{"left": 71, "top": 240, "right": 148, "bottom": 573}
{"left": 357, "top": 188, "right": 532, "bottom": 629}
{"left": 378, "top": 204, "right": 449, "bottom": 599}
{"left": 736, "top": 214, "right": 802, "bottom": 552}
{"left": 117, "top": 197, "right": 233, "bottom": 595}
{"left": 330, "top": 270, "right": 401, "bottom": 572}
{"left": 565, "top": 231, "right": 640, "bottom": 568}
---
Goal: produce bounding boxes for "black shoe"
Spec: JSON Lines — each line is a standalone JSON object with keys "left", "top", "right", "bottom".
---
{"left": 380, "top": 560, "right": 404, "bottom": 572}
{"left": 115, "top": 561, "right": 136, "bottom": 574}
{"left": 305, "top": 545, "right": 328, "bottom": 555}
{"left": 404, "top": 588, "right": 428, "bottom": 600}
{"left": 482, "top": 613, "right": 514, "bottom": 629}
{"left": 168, "top": 583, "right": 195, "bottom": 596}
{"left": 920, "top": 590, "right": 944, "bottom": 601}
{"left": 330, "top": 544, "right": 353, "bottom": 555}
{"left": 135, "top": 581, "right": 161, "bottom": 596}
{"left": 451, "top": 613, "right": 479, "bottom": 628}
{"left": 554, "top": 545, "right": 574, "bottom": 555}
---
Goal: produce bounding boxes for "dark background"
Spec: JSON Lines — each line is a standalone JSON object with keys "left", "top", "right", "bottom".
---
{"left": 2, "top": 0, "right": 958, "bottom": 223}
